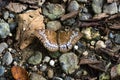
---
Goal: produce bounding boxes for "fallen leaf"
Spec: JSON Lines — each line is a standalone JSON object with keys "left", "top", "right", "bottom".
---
{"left": 11, "top": 66, "right": 29, "bottom": 80}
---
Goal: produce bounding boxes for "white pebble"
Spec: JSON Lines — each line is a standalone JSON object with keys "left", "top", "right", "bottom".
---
{"left": 96, "top": 40, "right": 106, "bottom": 49}
{"left": 83, "top": 51, "right": 88, "bottom": 56}
{"left": 49, "top": 60, "right": 55, "bottom": 67}
{"left": 13, "top": 61, "right": 18, "bottom": 66}
{"left": 43, "top": 56, "right": 50, "bottom": 63}
{"left": 74, "top": 45, "right": 78, "bottom": 50}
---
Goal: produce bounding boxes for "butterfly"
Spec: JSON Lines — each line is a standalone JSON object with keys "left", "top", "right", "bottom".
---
{"left": 34, "top": 29, "right": 83, "bottom": 52}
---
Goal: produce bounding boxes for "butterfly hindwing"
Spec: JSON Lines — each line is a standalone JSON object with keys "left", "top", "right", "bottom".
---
{"left": 34, "top": 29, "right": 59, "bottom": 52}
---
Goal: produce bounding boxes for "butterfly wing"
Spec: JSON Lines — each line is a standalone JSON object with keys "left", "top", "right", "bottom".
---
{"left": 58, "top": 30, "right": 82, "bottom": 52}
{"left": 34, "top": 29, "right": 59, "bottom": 52}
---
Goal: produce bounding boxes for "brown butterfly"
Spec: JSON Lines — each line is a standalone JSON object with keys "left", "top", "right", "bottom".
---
{"left": 34, "top": 29, "right": 83, "bottom": 52}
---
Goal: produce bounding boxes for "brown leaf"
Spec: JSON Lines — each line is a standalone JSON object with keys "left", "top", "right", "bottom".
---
{"left": 11, "top": 66, "right": 29, "bottom": 80}
{"left": 16, "top": 8, "right": 45, "bottom": 49}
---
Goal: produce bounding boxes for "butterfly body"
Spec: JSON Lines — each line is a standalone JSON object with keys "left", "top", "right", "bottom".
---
{"left": 35, "top": 29, "right": 82, "bottom": 52}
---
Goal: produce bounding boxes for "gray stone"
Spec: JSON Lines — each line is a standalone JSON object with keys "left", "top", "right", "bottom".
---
{"left": 59, "top": 52, "right": 79, "bottom": 74}
{"left": 79, "top": 13, "right": 92, "bottom": 20}
{"left": 119, "top": 5, "right": 120, "bottom": 12}
{"left": 2, "top": 52, "right": 13, "bottom": 65}
{"left": 28, "top": 51, "right": 42, "bottom": 65}
{"left": 9, "top": 22, "right": 17, "bottom": 31}
{"left": 0, "top": 77, "right": 6, "bottom": 80}
{"left": 40, "top": 64, "right": 47, "bottom": 71}
{"left": 0, "top": 42, "right": 8, "bottom": 54}
{"left": 53, "top": 77, "right": 63, "bottom": 80}
{"left": 63, "top": 18, "right": 75, "bottom": 26}
{"left": 46, "top": 21, "right": 61, "bottom": 31}
{"left": 103, "top": 2, "right": 118, "bottom": 14}
{"left": 43, "top": 3, "right": 65, "bottom": 20}
{"left": 0, "top": 22, "right": 10, "bottom": 38}
{"left": 67, "top": 0, "right": 79, "bottom": 12}
{"left": 77, "top": 0, "right": 87, "bottom": 2}
{"left": 92, "top": 0, "right": 104, "bottom": 13}
{"left": 30, "top": 73, "right": 46, "bottom": 80}
{"left": 0, "top": 66, "right": 5, "bottom": 76}
{"left": 9, "top": 13, "right": 15, "bottom": 18}
{"left": 114, "top": 34, "right": 120, "bottom": 44}
{"left": 3, "top": 11, "right": 9, "bottom": 20}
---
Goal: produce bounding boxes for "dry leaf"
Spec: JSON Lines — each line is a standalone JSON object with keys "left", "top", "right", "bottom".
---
{"left": 11, "top": 66, "right": 29, "bottom": 80}
{"left": 16, "top": 8, "right": 45, "bottom": 49}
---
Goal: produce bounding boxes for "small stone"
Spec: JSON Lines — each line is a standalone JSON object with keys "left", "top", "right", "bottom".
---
{"left": 9, "top": 13, "right": 15, "bottom": 18}
{"left": 82, "top": 51, "right": 88, "bottom": 56}
{"left": 119, "top": 5, "right": 120, "bottom": 12}
{"left": 47, "top": 68, "right": 54, "bottom": 79}
{"left": 53, "top": 77, "right": 63, "bottom": 80}
{"left": 49, "top": 60, "right": 55, "bottom": 67}
{"left": 9, "top": 22, "right": 17, "bottom": 31}
{"left": 43, "top": 56, "right": 50, "bottom": 63}
{"left": 91, "top": 41, "right": 95, "bottom": 46}
{"left": 109, "top": 32, "right": 114, "bottom": 39}
{"left": 3, "top": 11, "right": 9, "bottom": 20}
{"left": 30, "top": 73, "right": 46, "bottom": 80}
{"left": 67, "top": 0, "right": 80, "bottom": 12}
{"left": 92, "top": 0, "right": 104, "bottom": 13}
{"left": 0, "top": 66, "right": 5, "bottom": 76}
{"left": 99, "top": 73, "right": 110, "bottom": 80}
{"left": 0, "top": 77, "right": 6, "bottom": 80}
{"left": 96, "top": 40, "right": 106, "bottom": 49}
{"left": 103, "top": 2, "right": 118, "bottom": 14}
{"left": 18, "top": 0, "right": 42, "bottom": 4}
{"left": 6, "top": 2, "right": 28, "bottom": 13}
{"left": 2, "top": 52, "right": 13, "bottom": 65}
{"left": 63, "top": 18, "right": 75, "bottom": 26}
{"left": 0, "top": 42, "right": 8, "bottom": 54}
{"left": 114, "top": 34, "right": 120, "bottom": 44}
{"left": 79, "top": 13, "right": 92, "bottom": 20}
{"left": 77, "top": 0, "right": 87, "bottom": 2}
{"left": 40, "top": 64, "right": 47, "bottom": 71}
{"left": 59, "top": 52, "right": 79, "bottom": 74}
{"left": 46, "top": 21, "right": 61, "bottom": 31}
{"left": 0, "top": 22, "right": 10, "bottom": 38}
{"left": 43, "top": 3, "right": 65, "bottom": 20}
{"left": 28, "top": 51, "right": 42, "bottom": 65}
{"left": 64, "top": 76, "right": 74, "bottom": 80}
{"left": 74, "top": 45, "right": 78, "bottom": 50}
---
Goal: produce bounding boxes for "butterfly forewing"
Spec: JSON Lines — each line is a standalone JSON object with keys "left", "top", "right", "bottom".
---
{"left": 34, "top": 29, "right": 59, "bottom": 52}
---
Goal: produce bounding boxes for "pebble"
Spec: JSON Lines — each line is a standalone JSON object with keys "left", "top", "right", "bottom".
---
{"left": 40, "top": 64, "right": 47, "bottom": 71}
{"left": 82, "top": 51, "right": 88, "bottom": 56}
{"left": 92, "top": 0, "right": 104, "bottom": 13}
{"left": 9, "top": 22, "right": 17, "bottom": 31}
{"left": 109, "top": 32, "right": 114, "bottom": 39}
{"left": 43, "top": 3, "right": 65, "bottom": 20}
{"left": 77, "top": 0, "right": 87, "bottom": 2}
{"left": 53, "top": 77, "right": 63, "bottom": 80}
{"left": 46, "top": 21, "right": 61, "bottom": 31}
{"left": 2, "top": 52, "right": 13, "bottom": 65}
{"left": 96, "top": 40, "right": 106, "bottom": 49}
{"left": 43, "top": 56, "right": 50, "bottom": 63}
{"left": 3, "top": 11, "right": 9, "bottom": 20}
{"left": 119, "top": 5, "right": 120, "bottom": 12}
{"left": 79, "top": 13, "right": 92, "bottom": 20}
{"left": 103, "top": 2, "right": 118, "bottom": 14}
{"left": 30, "top": 73, "right": 46, "bottom": 80}
{"left": 0, "top": 66, "right": 5, "bottom": 76}
{"left": 114, "top": 34, "right": 120, "bottom": 44}
{"left": 9, "top": 13, "right": 15, "bottom": 18}
{"left": 0, "top": 77, "right": 6, "bottom": 80}
{"left": 64, "top": 76, "right": 74, "bottom": 80}
{"left": 49, "top": 60, "right": 55, "bottom": 67}
{"left": 0, "top": 42, "right": 8, "bottom": 54}
{"left": 67, "top": 0, "right": 80, "bottom": 12}
{"left": 28, "top": 51, "right": 42, "bottom": 65}
{"left": 47, "top": 68, "right": 54, "bottom": 78}
{"left": 59, "top": 52, "right": 79, "bottom": 74}
{"left": 0, "top": 22, "right": 10, "bottom": 38}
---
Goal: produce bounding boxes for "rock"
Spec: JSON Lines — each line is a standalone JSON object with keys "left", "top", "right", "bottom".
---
{"left": 119, "top": 5, "right": 120, "bottom": 12}
{"left": 114, "top": 34, "right": 120, "bottom": 44}
{"left": 53, "top": 77, "right": 63, "bottom": 80}
{"left": 46, "top": 21, "right": 61, "bottom": 31}
{"left": 43, "top": 56, "right": 50, "bottom": 63}
{"left": 40, "top": 64, "right": 47, "bottom": 71}
{"left": 0, "top": 77, "right": 6, "bottom": 80}
{"left": 28, "top": 51, "right": 42, "bottom": 65}
{"left": 79, "top": 13, "right": 92, "bottom": 20}
{"left": 3, "top": 11, "right": 9, "bottom": 20}
{"left": 92, "top": 0, "right": 104, "bottom": 13}
{"left": 18, "top": 0, "right": 43, "bottom": 4}
{"left": 64, "top": 76, "right": 74, "bottom": 80}
{"left": 67, "top": 0, "right": 80, "bottom": 12}
{"left": 47, "top": 68, "right": 54, "bottom": 78}
{"left": 0, "top": 66, "right": 5, "bottom": 76}
{"left": 0, "top": 22, "right": 10, "bottom": 38}
{"left": 43, "top": 3, "right": 65, "bottom": 20}
{"left": 63, "top": 18, "right": 75, "bottom": 26}
{"left": 6, "top": 2, "right": 28, "bottom": 13}
{"left": 103, "top": 2, "right": 118, "bottom": 14}
{"left": 96, "top": 40, "right": 106, "bottom": 49}
{"left": 0, "top": 42, "right": 8, "bottom": 54}
{"left": 59, "top": 52, "right": 79, "bottom": 74}
{"left": 49, "top": 60, "right": 55, "bottom": 67}
{"left": 9, "top": 13, "right": 15, "bottom": 18}
{"left": 99, "top": 73, "right": 110, "bottom": 80}
{"left": 30, "top": 73, "right": 46, "bottom": 80}
{"left": 9, "top": 22, "right": 17, "bottom": 31}
{"left": 77, "top": 0, "right": 87, "bottom": 2}
{"left": 2, "top": 52, "right": 13, "bottom": 65}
